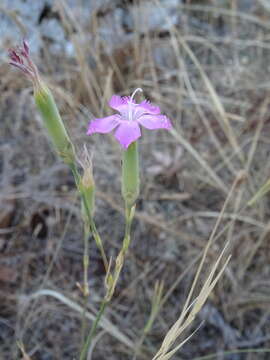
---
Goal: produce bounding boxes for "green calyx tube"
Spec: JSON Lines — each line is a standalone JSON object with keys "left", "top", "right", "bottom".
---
{"left": 81, "top": 165, "right": 95, "bottom": 218}
{"left": 121, "top": 141, "right": 140, "bottom": 207}
{"left": 34, "top": 83, "right": 75, "bottom": 165}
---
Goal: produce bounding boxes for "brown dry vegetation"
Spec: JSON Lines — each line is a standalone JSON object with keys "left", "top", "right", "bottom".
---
{"left": 1, "top": 1, "right": 270, "bottom": 359}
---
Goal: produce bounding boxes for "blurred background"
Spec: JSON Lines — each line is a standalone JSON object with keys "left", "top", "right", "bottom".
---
{"left": 1, "top": 0, "right": 270, "bottom": 359}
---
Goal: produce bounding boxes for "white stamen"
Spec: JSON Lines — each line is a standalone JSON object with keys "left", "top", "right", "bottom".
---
{"left": 128, "top": 88, "right": 143, "bottom": 121}
{"left": 130, "top": 88, "right": 143, "bottom": 102}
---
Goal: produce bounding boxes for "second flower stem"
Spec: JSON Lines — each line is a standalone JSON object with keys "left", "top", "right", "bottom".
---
{"left": 70, "top": 162, "right": 108, "bottom": 271}
{"left": 79, "top": 203, "right": 135, "bottom": 360}
{"left": 79, "top": 299, "right": 108, "bottom": 360}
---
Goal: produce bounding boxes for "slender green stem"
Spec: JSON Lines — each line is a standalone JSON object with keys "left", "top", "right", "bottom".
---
{"left": 33, "top": 80, "right": 109, "bottom": 359}
{"left": 79, "top": 299, "right": 108, "bottom": 360}
{"left": 80, "top": 294, "right": 88, "bottom": 350}
{"left": 91, "top": 221, "right": 109, "bottom": 272}
{"left": 123, "top": 204, "right": 132, "bottom": 252}
{"left": 80, "top": 203, "right": 135, "bottom": 358}
{"left": 83, "top": 226, "right": 90, "bottom": 296}
{"left": 69, "top": 161, "right": 109, "bottom": 355}
{"left": 80, "top": 221, "right": 90, "bottom": 349}
{"left": 69, "top": 162, "right": 108, "bottom": 271}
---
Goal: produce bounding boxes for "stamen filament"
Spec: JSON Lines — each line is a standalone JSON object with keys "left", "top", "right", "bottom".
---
{"left": 128, "top": 88, "right": 143, "bottom": 121}
{"left": 130, "top": 88, "right": 143, "bottom": 102}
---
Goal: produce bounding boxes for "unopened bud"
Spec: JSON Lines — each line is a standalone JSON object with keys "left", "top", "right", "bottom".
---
{"left": 8, "top": 41, "right": 75, "bottom": 164}
{"left": 82, "top": 167, "right": 95, "bottom": 189}
{"left": 35, "top": 84, "right": 75, "bottom": 164}
{"left": 79, "top": 146, "right": 95, "bottom": 217}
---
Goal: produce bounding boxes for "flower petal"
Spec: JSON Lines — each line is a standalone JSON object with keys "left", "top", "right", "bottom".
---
{"left": 87, "top": 115, "right": 120, "bottom": 135}
{"left": 114, "top": 121, "right": 141, "bottom": 149}
{"left": 137, "top": 100, "right": 161, "bottom": 114}
{"left": 109, "top": 95, "right": 134, "bottom": 112}
{"left": 137, "top": 114, "right": 172, "bottom": 130}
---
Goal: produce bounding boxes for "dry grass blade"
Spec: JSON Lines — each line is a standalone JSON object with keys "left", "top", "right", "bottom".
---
{"left": 240, "top": 223, "right": 270, "bottom": 279}
{"left": 172, "top": 171, "right": 242, "bottom": 331}
{"left": 17, "top": 341, "right": 32, "bottom": 360}
{"left": 245, "top": 98, "right": 269, "bottom": 174}
{"left": 178, "top": 3, "right": 270, "bottom": 30}
{"left": 55, "top": 0, "right": 103, "bottom": 116}
{"left": 0, "top": 6, "right": 27, "bottom": 35}
{"left": 180, "top": 54, "right": 237, "bottom": 177}
{"left": 170, "top": 128, "right": 228, "bottom": 193}
{"left": 152, "top": 246, "right": 231, "bottom": 360}
{"left": 193, "top": 348, "right": 270, "bottom": 360}
{"left": 151, "top": 170, "right": 242, "bottom": 360}
{"left": 154, "top": 0, "right": 243, "bottom": 161}
{"left": 247, "top": 178, "right": 270, "bottom": 206}
{"left": 154, "top": 323, "right": 204, "bottom": 360}
{"left": 22, "top": 289, "right": 134, "bottom": 350}
{"left": 187, "top": 211, "right": 264, "bottom": 228}
{"left": 179, "top": 37, "right": 243, "bottom": 162}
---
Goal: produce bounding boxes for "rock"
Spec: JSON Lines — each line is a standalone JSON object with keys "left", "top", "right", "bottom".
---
{"left": 0, "top": 0, "right": 257, "bottom": 63}
{"left": 0, "top": 0, "right": 109, "bottom": 59}
{"left": 0, "top": 0, "right": 184, "bottom": 60}
{"left": 128, "top": 0, "right": 180, "bottom": 34}
{"left": 0, "top": 0, "right": 50, "bottom": 59}
{"left": 39, "top": 18, "right": 66, "bottom": 55}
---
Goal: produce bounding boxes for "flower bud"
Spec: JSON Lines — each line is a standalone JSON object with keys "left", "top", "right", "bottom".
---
{"left": 79, "top": 146, "right": 95, "bottom": 217}
{"left": 35, "top": 84, "right": 75, "bottom": 164}
{"left": 8, "top": 41, "right": 75, "bottom": 165}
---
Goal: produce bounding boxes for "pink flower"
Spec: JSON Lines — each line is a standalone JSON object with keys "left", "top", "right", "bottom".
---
{"left": 87, "top": 88, "right": 172, "bottom": 149}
